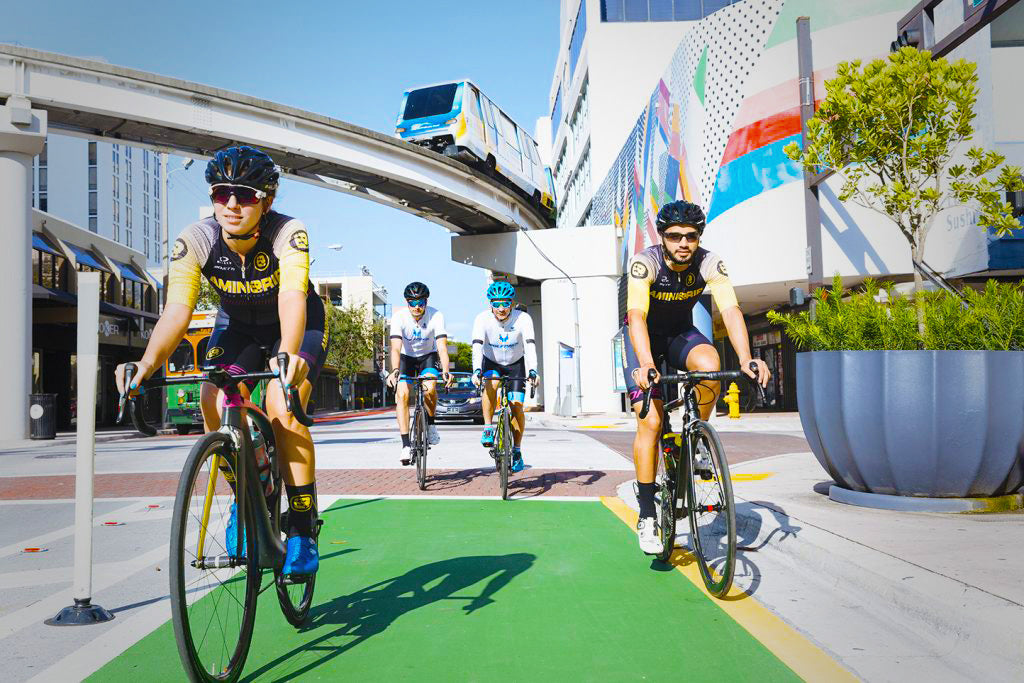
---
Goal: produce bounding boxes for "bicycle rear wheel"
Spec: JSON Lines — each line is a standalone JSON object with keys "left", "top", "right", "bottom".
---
{"left": 655, "top": 431, "right": 678, "bottom": 563}
{"left": 170, "top": 432, "right": 259, "bottom": 683}
{"left": 686, "top": 420, "right": 736, "bottom": 598}
{"left": 413, "top": 403, "right": 428, "bottom": 490}
{"left": 497, "top": 409, "right": 512, "bottom": 500}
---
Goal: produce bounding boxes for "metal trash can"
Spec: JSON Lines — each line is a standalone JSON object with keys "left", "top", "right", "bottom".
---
{"left": 29, "top": 393, "right": 58, "bottom": 440}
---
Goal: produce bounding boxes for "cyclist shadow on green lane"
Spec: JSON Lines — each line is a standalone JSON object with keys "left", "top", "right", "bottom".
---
{"left": 241, "top": 553, "right": 536, "bottom": 681}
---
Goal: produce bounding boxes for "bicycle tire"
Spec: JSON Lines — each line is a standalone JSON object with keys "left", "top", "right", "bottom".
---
{"left": 170, "top": 432, "right": 259, "bottom": 683}
{"left": 413, "top": 403, "right": 428, "bottom": 491}
{"left": 498, "top": 408, "right": 511, "bottom": 500}
{"left": 686, "top": 420, "right": 736, "bottom": 598}
{"left": 655, "top": 430, "right": 678, "bottom": 563}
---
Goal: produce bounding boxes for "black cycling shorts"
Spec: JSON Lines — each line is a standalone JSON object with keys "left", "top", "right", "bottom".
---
{"left": 204, "top": 295, "right": 328, "bottom": 385}
{"left": 398, "top": 352, "right": 442, "bottom": 381}
{"left": 481, "top": 356, "right": 527, "bottom": 403}
{"left": 622, "top": 325, "right": 713, "bottom": 404}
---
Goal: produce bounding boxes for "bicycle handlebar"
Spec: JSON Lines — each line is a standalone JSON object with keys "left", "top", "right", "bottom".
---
{"left": 480, "top": 375, "right": 536, "bottom": 400}
{"left": 117, "top": 353, "right": 314, "bottom": 436}
{"left": 638, "top": 364, "right": 767, "bottom": 419}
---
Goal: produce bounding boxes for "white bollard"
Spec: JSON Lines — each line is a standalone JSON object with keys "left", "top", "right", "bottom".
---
{"left": 46, "top": 272, "right": 113, "bottom": 626}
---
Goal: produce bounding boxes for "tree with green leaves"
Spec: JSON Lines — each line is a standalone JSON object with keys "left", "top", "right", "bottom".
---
{"left": 450, "top": 341, "right": 473, "bottom": 372}
{"left": 785, "top": 47, "right": 1023, "bottom": 332}
{"left": 324, "top": 302, "right": 376, "bottom": 379}
{"left": 195, "top": 278, "right": 220, "bottom": 311}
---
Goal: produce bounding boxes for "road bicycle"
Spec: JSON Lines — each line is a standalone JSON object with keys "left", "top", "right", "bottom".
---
{"left": 119, "top": 354, "right": 318, "bottom": 682}
{"left": 484, "top": 375, "right": 535, "bottom": 500}
{"left": 404, "top": 374, "right": 447, "bottom": 491}
{"left": 638, "top": 366, "right": 764, "bottom": 598}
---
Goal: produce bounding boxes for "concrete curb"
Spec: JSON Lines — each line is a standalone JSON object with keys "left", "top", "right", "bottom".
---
{"left": 829, "top": 484, "right": 1024, "bottom": 513}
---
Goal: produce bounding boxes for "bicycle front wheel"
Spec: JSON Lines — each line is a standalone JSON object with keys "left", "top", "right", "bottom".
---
{"left": 413, "top": 406, "right": 428, "bottom": 491}
{"left": 170, "top": 432, "right": 259, "bottom": 683}
{"left": 276, "top": 505, "right": 319, "bottom": 627}
{"left": 686, "top": 421, "right": 736, "bottom": 598}
{"left": 497, "top": 410, "right": 511, "bottom": 500}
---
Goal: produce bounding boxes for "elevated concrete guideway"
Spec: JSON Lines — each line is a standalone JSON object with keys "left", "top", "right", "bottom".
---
{"left": 0, "top": 44, "right": 551, "bottom": 235}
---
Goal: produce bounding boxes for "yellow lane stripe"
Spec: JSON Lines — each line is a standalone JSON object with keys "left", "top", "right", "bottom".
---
{"left": 732, "top": 472, "right": 775, "bottom": 481}
{"left": 600, "top": 496, "right": 858, "bottom": 683}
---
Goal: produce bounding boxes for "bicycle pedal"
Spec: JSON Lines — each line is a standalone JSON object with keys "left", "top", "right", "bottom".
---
{"left": 281, "top": 574, "right": 311, "bottom": 585}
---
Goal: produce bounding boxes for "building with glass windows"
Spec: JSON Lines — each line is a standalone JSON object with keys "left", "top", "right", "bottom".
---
{"left": 31, "top": 133, "right": 164, "bottom": 267}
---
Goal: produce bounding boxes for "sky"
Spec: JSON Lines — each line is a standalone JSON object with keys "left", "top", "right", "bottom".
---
{"left": 2, "top": 0, "right": 561, "bottom": 342}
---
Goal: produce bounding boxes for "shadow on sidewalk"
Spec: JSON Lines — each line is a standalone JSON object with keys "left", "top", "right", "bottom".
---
{"left": 508, "top": 470, "right": 606, "bottom": 498}
{"left": 241, "top": 553, "right": 535, "bottom": 681}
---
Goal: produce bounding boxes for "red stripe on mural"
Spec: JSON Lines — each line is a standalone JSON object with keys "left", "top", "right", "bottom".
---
{"left": 721, "top": 105, "right": 813, "bottom": 165}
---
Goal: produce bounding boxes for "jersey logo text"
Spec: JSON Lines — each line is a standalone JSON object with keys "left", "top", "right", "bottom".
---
{"left": 651, "top": 289, "right": 701, "bottom": 302}
{"left": 254, "top": 252, "right": 270, "bottom": 272}
{"left": 289, "top": 230, "right": 309, "bottom": 253}
{"left": 171, "top": 239, "right": 188, "bottom": 261}
{"left": 209, "top": 270, "right": 281, "bottom": 295}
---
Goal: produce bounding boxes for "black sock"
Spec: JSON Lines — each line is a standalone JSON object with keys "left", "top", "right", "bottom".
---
{"left": 401, "top": 433, "right": 411, "bottom": 448}
{"left": 427, "top": 413, "right": 435, "bottom": 425}
{"left": 637, "top": 482, "right": 657, "bottom": 519}
{"left": 285, "top": 483, "right": 316, "bottom": 538}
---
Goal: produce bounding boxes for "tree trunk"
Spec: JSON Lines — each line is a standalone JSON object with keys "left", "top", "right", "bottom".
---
{"left": 912, "top": 242, "right": 926, "bottom": 344}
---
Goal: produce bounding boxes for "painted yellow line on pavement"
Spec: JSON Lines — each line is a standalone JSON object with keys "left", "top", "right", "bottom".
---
{"left": 601, "top": 496, "right": 857, "bottom": 683}
{"left": 731, "top": 472, "right": 775, "bottom": 482}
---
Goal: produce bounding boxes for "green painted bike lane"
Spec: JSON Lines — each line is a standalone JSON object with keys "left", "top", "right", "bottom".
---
{"left": 91, "top": 498, "right": 800, "bottom": 682}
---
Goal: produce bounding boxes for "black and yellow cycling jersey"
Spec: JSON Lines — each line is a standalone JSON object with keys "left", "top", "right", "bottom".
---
{"left": 625, "top": 244, "right": 739, "bottom": 336}
{"left": 167, "top": 211, "right": 316, "bottom": 325}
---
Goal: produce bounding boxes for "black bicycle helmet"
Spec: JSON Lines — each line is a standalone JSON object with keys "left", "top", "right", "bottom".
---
{"left": 655, "top": 200, "right": 706, "bottom": 234}
{"left": 205, "top": 145, "right": 280, "bottom": 193}
{"left": 403, "top": 281, "right": 430, "bottom": 300}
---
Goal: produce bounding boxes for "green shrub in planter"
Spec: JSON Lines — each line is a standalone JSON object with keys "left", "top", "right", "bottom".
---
{"left": 768, "top": 275, "right": 1024, "bottom": 351}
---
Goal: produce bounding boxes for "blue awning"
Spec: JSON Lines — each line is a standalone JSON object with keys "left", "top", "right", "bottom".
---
{"left": 32, "top": 233, "right": 62, "bottom": 256}
{"left": 65, "top": 243, "right": 110, "bottom": 272}
{"left": 113, "top": 260, "right": 148, "bottom": 285}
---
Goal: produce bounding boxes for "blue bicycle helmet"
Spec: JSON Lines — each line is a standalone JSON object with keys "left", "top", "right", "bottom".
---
{"left": 486, "top": 281, "right": 516, "bottom": 300}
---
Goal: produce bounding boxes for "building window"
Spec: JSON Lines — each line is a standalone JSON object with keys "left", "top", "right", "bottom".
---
{"left": 552, "top": 86, "right": 563, "bottom": 133}
{"left": 77, "top": 265, "right": 116, "bottom": 303}
{"left": 144, "top": 215, "right": 150, "bottom": 259}
{"left": 33, "top": 250, "right": 68, "bottom": 291}
{"left": 569, "top": 0, "right": 587, "bottom": 80}
{"left": 37, "top": 141, "right": 47, "bottom": 212}
{"left": 113, "top": 200, "right": 120, "bottom": 242}
{"left": 600, "top": 0, "right": 735, "bottom": 22}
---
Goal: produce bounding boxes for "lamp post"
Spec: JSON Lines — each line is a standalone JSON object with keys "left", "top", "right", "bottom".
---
{"left": 159, "top": 155, "right": 194, "bottom": 305}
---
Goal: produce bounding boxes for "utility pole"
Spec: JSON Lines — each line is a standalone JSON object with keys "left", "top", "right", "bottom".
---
{"left": 797, "top": 17, "right": 822, "bottom": 317}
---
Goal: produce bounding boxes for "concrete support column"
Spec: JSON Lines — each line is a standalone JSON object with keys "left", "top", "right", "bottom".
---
{"left": 0, "top": 97, "right": 47, "bottom": 440}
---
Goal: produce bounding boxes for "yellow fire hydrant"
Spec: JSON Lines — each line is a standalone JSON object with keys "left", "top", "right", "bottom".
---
{"left": 724, "top": 382, "right": 741, "bottom": 419}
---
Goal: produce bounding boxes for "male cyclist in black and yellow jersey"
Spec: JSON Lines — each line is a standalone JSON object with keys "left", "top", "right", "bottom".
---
{"left": 115, "top": 146, "right": 326, "bottom": 577}
{"left": 624, "top": 200, "right": 769, "bottom": 555}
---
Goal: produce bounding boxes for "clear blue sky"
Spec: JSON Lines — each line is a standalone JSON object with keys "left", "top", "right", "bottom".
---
{"left": 3, "top": 0, "right": 560, "bottom": 341}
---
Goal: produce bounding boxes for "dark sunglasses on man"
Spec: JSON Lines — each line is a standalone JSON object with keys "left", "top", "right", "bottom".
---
{"left": 209, "top": 184, "right": 268, "bottom": 206}
{"left": 662, "top": 230, "right": 700, "bottom": 244}
{"left": 407, "top": 298, "right": 427, "bottom": 308}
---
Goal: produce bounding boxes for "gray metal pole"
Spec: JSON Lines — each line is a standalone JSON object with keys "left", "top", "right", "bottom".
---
{"left": 46, "top": 272, "right": 113, "bottom": 625}
{"left": 797, "top": 17, "right": 823, "bottom": 315}
{"left": 0, "top": 96, "right": 46, "bottom": 441}
{"left": 160, "top": 152, "right": 169, "bottom": 302}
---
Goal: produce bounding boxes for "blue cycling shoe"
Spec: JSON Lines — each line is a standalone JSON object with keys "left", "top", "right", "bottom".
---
{"left": 282, "top": 536, "right": 319, "bottom": 576}
{"left": 480, "top": 426, "right": 495, "bottom": 448}
{"left": 510, "top": 448, "right": 525, "bottom": 473}
{"left": 225, "top": 502, "right": 246, "bottom": 558}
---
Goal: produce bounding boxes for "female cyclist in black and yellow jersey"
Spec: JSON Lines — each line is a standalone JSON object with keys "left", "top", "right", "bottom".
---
{"left": 115, "top": 146, "right": 325, "bottom": 576}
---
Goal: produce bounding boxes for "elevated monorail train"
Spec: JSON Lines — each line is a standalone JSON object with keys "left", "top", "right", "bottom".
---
{"left": 395, "top": 79, "right": 556, "bottom": 219}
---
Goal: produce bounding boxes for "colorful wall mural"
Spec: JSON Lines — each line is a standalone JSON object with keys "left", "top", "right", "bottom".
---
{"left": 590, "top": 0, "right": 916, "bottom": 270}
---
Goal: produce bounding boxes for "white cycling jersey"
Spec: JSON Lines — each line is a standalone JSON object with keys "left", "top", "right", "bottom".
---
{"left": 471, "top": 308, "right": 537, "bottom": 374}
{"left": 389, "top": 306, "right": 447, "bottom": 357}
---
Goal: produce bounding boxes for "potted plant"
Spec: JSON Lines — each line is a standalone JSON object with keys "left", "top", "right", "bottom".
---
{"left": 779, "top": 48, "right": 1024, "bottom": 498}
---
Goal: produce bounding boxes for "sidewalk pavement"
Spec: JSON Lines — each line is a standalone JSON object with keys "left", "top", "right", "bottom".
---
{"left": 618, "top": 451, "right": 1024, "bottom": 682}
{"left": 0, "top": 406, "right": 393, "bottom": 453}
{"left": 529, "top": 410, "right": 804, "bottom": 434}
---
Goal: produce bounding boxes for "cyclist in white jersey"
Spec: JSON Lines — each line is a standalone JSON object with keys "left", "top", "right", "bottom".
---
{"left": 471, "top": 281, "right": 539, "bottom": 472}
{"left": 386, "top": 282, "right": 451, "bottom": 465}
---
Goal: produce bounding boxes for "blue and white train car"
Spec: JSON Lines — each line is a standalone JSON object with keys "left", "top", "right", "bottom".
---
{"left": 395, "top": 79, "right": 556, "bottom": 217}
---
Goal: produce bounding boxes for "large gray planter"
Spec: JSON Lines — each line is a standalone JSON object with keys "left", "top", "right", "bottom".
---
{"left": 797, "top": 351, "right": 1024, "bottom": 497}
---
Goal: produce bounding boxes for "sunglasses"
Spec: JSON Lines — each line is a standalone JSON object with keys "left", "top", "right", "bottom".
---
{"left": 490, "top": 299, "right": 513, "bottom": 309}
{"left": 209, "top": 184, "right": 267, "bottom": 206}
{"left": 407, "top": 299, "right": 427, "bottom": 307}
{"left": 663, "top": 231, "right": 700, "bottom": 244}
